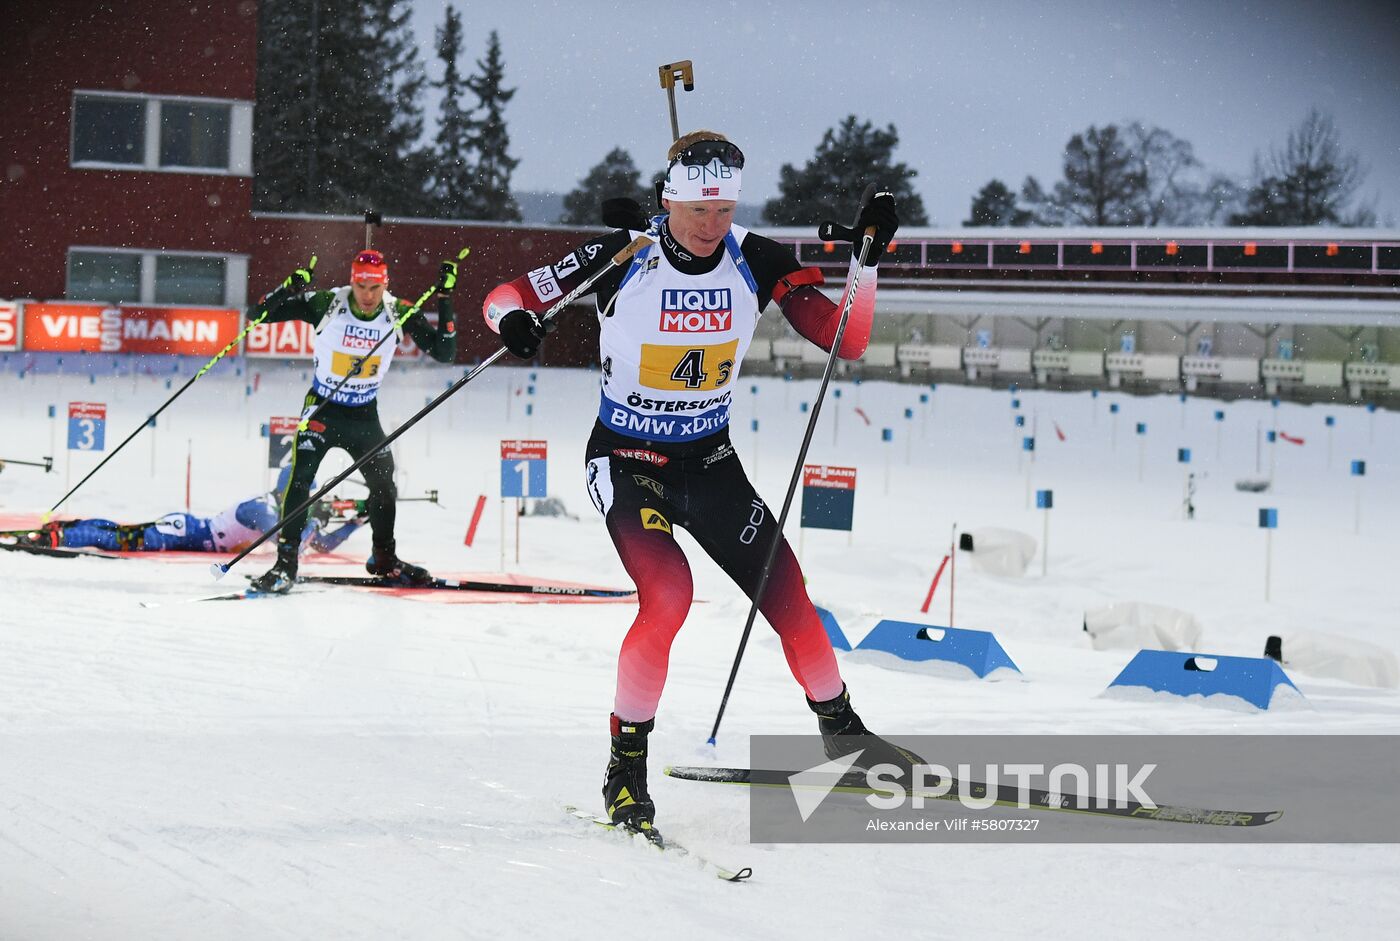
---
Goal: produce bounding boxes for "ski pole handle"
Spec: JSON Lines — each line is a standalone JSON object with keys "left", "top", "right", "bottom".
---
{"left": 816, "top": 221, "right": 878, "bottom": 242}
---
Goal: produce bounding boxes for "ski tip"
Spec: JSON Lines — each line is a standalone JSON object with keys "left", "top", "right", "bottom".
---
{"left": 210, "top": 562, "right": 227, "bottom": 580}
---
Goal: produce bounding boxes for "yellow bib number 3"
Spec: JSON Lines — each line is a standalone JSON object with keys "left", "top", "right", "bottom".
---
{"left": 330, "top": 350, "right": 382, "bottom": 379}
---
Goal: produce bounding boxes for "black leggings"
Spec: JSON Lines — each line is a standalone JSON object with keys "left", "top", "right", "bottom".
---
{"left": 278, "top": 395, "right": 396, "bottom": 557}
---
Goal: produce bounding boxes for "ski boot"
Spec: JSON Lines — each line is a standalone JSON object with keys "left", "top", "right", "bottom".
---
{"left": 809, "top": 685, "right": 927, "bottom": 781}
{"left": 250, "top": 543, "right": 298, "bottom": 594}
{"left": 17, "top": 521, "right": 65, "bottom": 548}
{"left": 366, "top": 540, "right": 434, "bottom": 586}
{"left": 603, "top": 715, "right": 660, "bottom": 843}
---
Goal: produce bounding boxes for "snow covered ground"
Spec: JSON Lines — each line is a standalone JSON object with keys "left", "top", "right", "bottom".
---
{"left": 2, "top": 354, "right": 1398, "bottom": 940}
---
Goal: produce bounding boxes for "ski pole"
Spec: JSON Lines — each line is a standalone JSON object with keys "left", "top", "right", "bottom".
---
{"left": 213, "top": 235, "right": 652, "bottom": 579}
{"left": 364, "top": 209, "right": 381, "bottom": 249}
{"left": 326, "top": 491, "right": 439, "bottom": 516}
{"left": 707, "top": 197, "right": 878, "bottom": 746}
{"left": 47, "top": 258, "right": 317, "bottom": 517}
{"left": 0, "top": 456, "right": 54, "bottom": 472}
{"left": 298, "top": 247, "right": 469, "bottom": 433}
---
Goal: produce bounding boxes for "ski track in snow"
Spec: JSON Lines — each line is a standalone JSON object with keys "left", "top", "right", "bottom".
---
{"left": 2, "top": 361, "right": 1399, "bottom": 939}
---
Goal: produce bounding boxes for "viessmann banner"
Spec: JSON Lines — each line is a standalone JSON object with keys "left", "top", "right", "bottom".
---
{"left": 20, "top": 302, "right": 242, "bottom": 356}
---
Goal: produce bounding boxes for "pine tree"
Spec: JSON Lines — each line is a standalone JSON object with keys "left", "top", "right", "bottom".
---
{"left": 464, "top": 30, "right": 521, "bottom": 221}
{"left": 964, "top": 179, "right": 1032, "bottom": 226}
{"left": 253, "top": 0, "right": 317, "bottom": 211}
{"left": 1230, "top": 109, "right": 1371, "bottom": 226}
{"left": 762, "top": 116, "right": 929, "bottom": 228}
{"left": 559, "top": 148, "right": 654, "bottom": 225}
{"left": 253, "top": 0, "right": 431, "bottom": 216}
{"left": 430, "top": 6, "right": 474, "bottom": 218}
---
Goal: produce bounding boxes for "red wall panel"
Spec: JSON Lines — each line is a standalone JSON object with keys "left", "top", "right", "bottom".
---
{"left": 4, "top": 1, "right": 261, "bottom": 301}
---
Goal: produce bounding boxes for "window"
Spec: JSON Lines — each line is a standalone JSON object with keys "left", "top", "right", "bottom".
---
{"left": 927, "top": 242, "right": 989, "bottom": 266}
{"left": 67, "top": 249, "right": 247, "bottom": 306}
{"left": 72, "top": 91, "right": 251, "bottom": 175}
{"left": 1137, "top": 243, "right": 1208, "bottom": 267}
{"left": 991, "top": 242, "right": 1058, "bottom": 267}
{"left": 1293, "top": 244, "right": 1371, "bottom": 271}
{"left": 160, "top": 101, "right": 231, "bottom": 169}
{"left": 67, "top": 251, "right": 142, "bottom": 303}
{"left": 72, "top": 97, "right": 146, "bottom": 165}
{"left": 1215, "top": 244, "right": 1289, "bottom": 269}
{"left": 155, "top": 255, "right": 226, "bottom": 305}
{"left": 1063, "top": 243, "right": 1132, "bottom": 267}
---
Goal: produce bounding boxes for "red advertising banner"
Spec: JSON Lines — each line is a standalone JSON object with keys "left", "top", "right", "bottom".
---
{"left": 0, "top": 301, "right": 17, "bottom": 351}
{"left": 23, "top": 302, "right": 107, "bottom": 351}
{"left": 801, "top": 465, "right": 858, "bottom": 490}
{"left": 117, "top": 307, "right": 240, "bottom": 355}
{"left": 68, "top": 401, "right": 107, "bottom": 420}
{"left": 245, "top": 317, "right": 423, "bottom": 359}
{"left": 500, "top": 439, "right": 548, "bottom": 461}
{"left": 22, "top": 302, "right": 241, "bottom": 355}
{"left": 245, "top": 319, "right": 314, "bottom": 358}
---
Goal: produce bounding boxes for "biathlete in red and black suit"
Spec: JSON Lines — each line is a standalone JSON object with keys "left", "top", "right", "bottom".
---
{"left": 481, "top": 130, "right": 925, "bottom": 836}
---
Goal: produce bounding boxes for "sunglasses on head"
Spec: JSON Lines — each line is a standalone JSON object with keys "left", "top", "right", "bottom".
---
{"left": 355, "top": 251, "right": 385, "bottom": 266}
{"left": 670, "top": 139, "right": 745, "bottom": 170}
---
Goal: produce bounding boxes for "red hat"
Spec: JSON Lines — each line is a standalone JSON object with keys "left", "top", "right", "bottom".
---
{"left": 351, "top": 250, "right": 388, "bottom": 284}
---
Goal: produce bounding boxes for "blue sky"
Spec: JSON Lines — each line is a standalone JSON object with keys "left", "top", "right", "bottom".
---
{"left": 408, "top": 0, "right": 1400, "bottom": 226}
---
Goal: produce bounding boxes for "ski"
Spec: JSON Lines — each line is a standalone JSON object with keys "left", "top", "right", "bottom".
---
{"left": 0, "top": 538, "right": 124, "bottom": 560}
{"left": 139, "top": 587, "right": 329, "bottom": 608}
{"left": 293, "top": 574, "right": 636, "bottom": 598}
{"left": 664, "top": 765, "right": 1282, "bottom": 828}
{"left": 562, "top": 805, "right": 752, "bottom": 882}
{"left": 141, "top": 573, "right": 634, "bottom": 609}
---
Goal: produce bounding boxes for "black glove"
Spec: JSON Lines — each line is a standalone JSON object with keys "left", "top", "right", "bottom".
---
{"left": 281, "top": 256, "right": 317, "bottom": 292}
{"left": 436, "top": 258, "right": 459, "bottom": 294}
{"left": 498, "top": 308, "right": 547, "bottom": 359}
{"left": 853, "top": 190, "right": 899, "bottom": 266}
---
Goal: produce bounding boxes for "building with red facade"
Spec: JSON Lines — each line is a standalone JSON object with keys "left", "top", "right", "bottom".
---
{"left": 2, "top": 1, "right": 597, "bottom": 366}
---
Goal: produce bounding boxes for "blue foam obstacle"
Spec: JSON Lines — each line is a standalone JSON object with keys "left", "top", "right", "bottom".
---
{"left": 814, "top": 606, "right": 851, "bottom": 651}
{"left": 855, "top": 620, "right": 1021, "bottom": 678}
{"left": 1106, "top": 650, "right": 1302, "bottom": 710}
